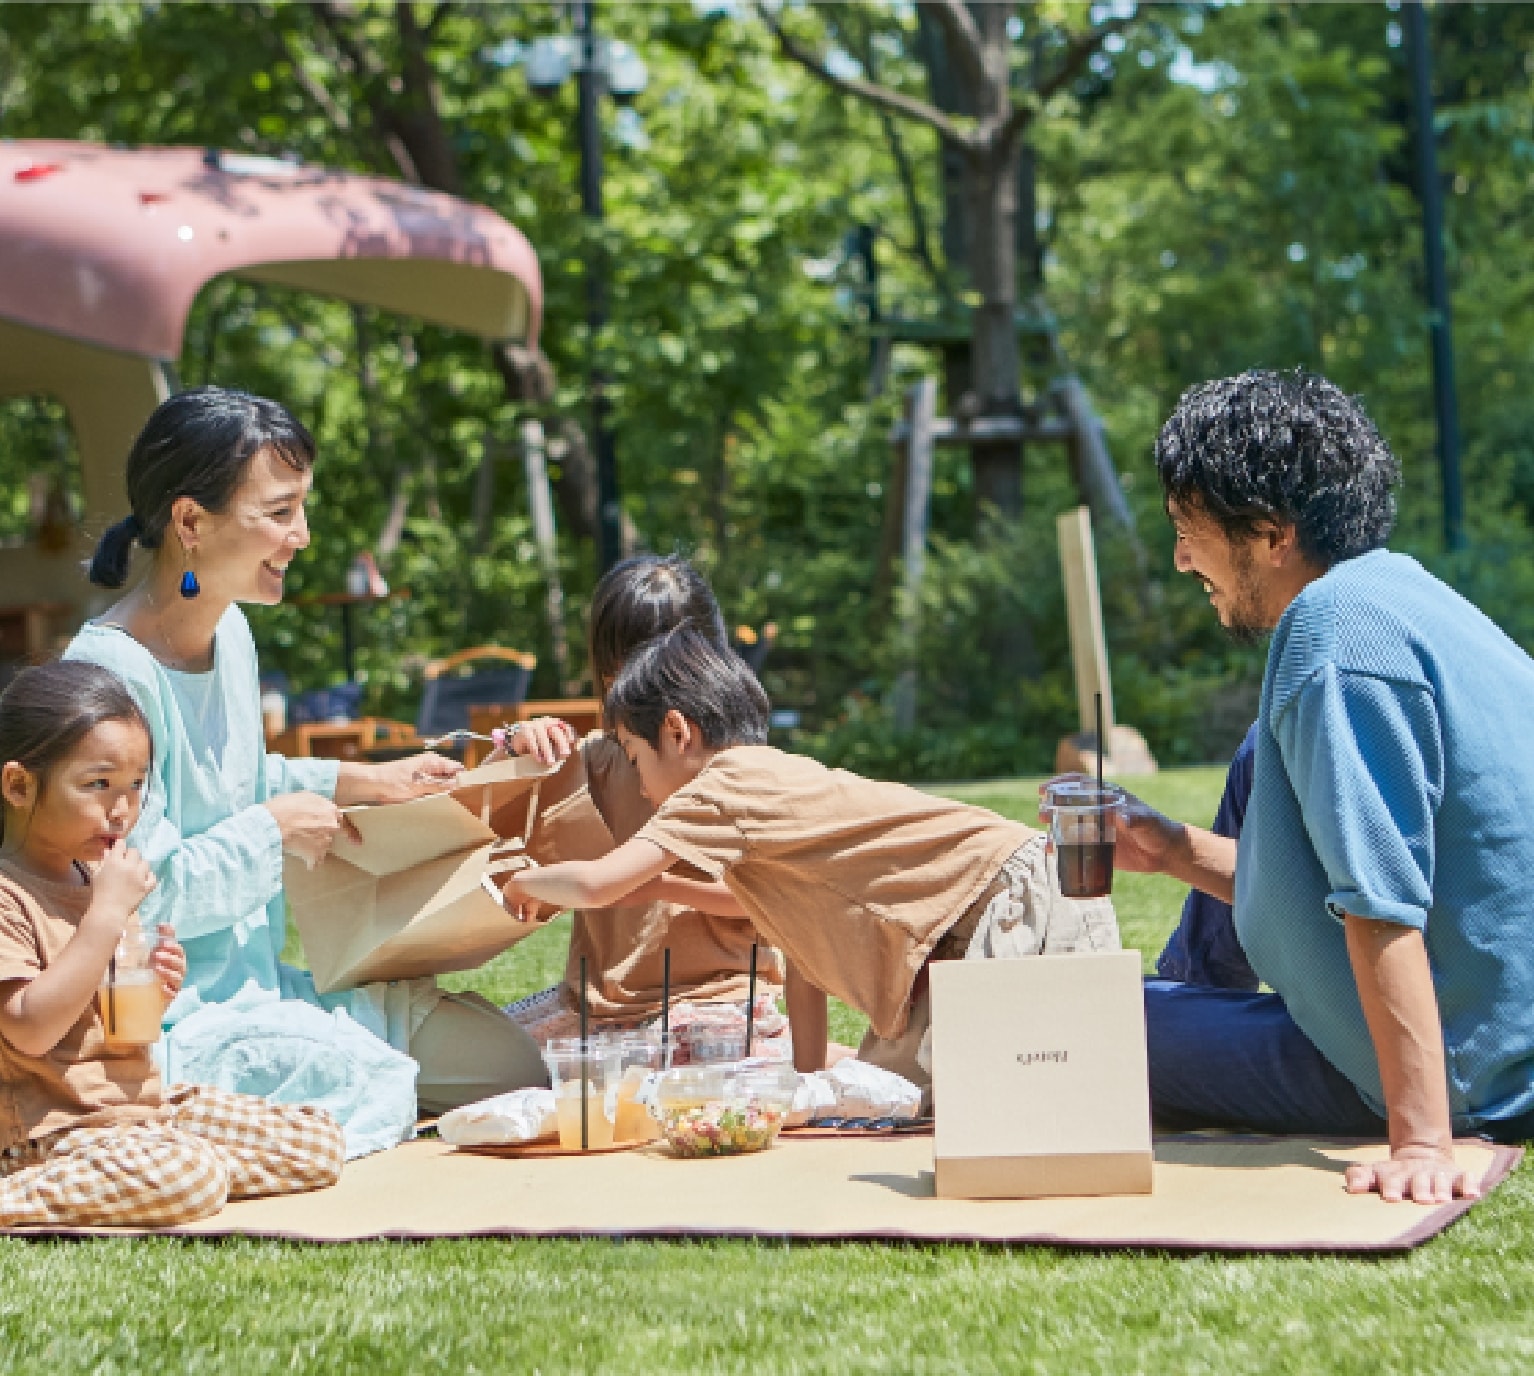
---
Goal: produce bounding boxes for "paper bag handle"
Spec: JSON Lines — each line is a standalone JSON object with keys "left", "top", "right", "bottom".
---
{"left": 480, "top": 842, "right": 545, "bottom": 926}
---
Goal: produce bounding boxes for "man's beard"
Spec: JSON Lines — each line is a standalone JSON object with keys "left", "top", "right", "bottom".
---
{"left": 1217, "top": 548, "right": 1272, "bottom": 646}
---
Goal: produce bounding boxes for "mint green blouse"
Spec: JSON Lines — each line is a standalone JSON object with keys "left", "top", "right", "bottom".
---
{"left": 65, "top": 608, "right": 435, "bottom": 1051}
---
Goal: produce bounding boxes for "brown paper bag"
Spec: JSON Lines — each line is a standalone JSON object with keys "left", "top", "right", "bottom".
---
{"left": 287, "top": 756, "right": 558, "bottom": 993}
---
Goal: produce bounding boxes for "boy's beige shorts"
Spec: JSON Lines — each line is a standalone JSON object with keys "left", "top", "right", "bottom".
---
{"left": 858, "top": 834, "right": 1120, "bottom": 1104}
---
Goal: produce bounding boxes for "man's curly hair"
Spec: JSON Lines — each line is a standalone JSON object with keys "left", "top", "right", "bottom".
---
{"left": 1154, "top": 369, "right": 1399, "bottom": 567}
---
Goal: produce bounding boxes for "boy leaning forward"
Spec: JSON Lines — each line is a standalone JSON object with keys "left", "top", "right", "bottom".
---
{"left": 500, "top": 630, "right": 1119, "bottom": 1105}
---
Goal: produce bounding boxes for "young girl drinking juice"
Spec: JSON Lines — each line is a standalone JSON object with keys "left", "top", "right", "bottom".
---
{"left": 0, "top": 662, "right": 343, "bottom": 1229}
{"left": 493, "top": 555, "right": 789, "bottom": 1056}
{"left": 499, "top": 630, "right": 1119, "bottom": 1101}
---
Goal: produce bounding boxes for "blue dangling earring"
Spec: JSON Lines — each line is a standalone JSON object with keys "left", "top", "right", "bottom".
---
{"left": 179, "top": 568, "right": 200, "bottom": 599}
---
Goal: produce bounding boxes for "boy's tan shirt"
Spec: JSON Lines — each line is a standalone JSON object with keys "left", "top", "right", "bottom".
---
{"left": 0, "top": 862, "right": 160, "bottom": 1149}
{"left": 503, "top": 736, "right": 783, "bottom": 1020}
{"left": 636, "top": 746, "right": 1036, "bottom": 1040}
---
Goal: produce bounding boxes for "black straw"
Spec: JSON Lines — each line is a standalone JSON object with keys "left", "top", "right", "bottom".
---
{"left": 1095, "top": 692, "right": 1105, "bottom": 841}
{"left": 107, "top": 954, "right": 117, "bottom": 1035}
{"left": 579, "top": 955, "right": 589, "bottom": 1151}
{"left": 745, "top": 944, "right": 758, "bottom": 1059}
{"left": 661, "top": 947, "right": 671, "bottom": 1067}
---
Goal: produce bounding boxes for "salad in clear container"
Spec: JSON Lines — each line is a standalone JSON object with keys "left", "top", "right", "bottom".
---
{"left": 653, "top": 1063, "right": 798, "bottom": 1158}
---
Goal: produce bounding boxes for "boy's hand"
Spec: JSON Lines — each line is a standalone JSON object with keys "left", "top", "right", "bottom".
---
{"left": 88, "top": 841, "right": 157, "bottom": 928}
{"left": 149, "top": 925, "right": 186, "bottom": 1001}
{"left": 498, "top": 870, "right": 542, "bottom": 923}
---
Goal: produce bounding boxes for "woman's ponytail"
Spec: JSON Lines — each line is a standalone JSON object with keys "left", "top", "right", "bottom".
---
{"left": 87, "top": 513, "right": 144, "bottom": 589}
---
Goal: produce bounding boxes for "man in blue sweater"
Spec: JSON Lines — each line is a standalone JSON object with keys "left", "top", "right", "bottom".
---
{"left": 1105, "top": 369, "right": 1534, "bottom": 1205}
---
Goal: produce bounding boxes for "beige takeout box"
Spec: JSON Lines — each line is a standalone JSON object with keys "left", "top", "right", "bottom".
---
{"left": 928, "top": 950, "right": 1153, "bottom": 1199}
{"left": 286, "top": 756, "right": 558, "bottom": 993}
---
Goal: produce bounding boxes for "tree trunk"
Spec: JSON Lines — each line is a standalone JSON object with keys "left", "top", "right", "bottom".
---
{"left": 307, "top": 3, "right": 604, "bottom": 550}
{"left": 966, "top": 136, "right": 1023, "bottom": 517}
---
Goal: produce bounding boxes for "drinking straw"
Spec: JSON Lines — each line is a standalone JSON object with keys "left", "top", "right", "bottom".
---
{"left": 1095, "top": 691, "right": 1104, "bottom": 794}
{"left": 1095, "top": 692, "right": 1105, "bottom": 844}
{"left": 107, "top": 953, "right": 117, "bottom": 1036}
{"left": 661, "top": 947, "right": 671, "bottom": 1065}
{"left": 579, "top": 955, "right": 589, "bottom": 1151}
{"left": 744, "top": 943, "right": 758, "bottom": 1059}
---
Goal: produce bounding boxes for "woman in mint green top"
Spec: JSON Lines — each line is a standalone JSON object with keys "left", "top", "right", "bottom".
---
{"left": 65, "top": 388, "right": 545, "bottom": 1145}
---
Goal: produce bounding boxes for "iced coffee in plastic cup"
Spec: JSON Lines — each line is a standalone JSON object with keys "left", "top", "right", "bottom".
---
{"left": 1047, "top": 785, "right": 1119, "bottom": 899}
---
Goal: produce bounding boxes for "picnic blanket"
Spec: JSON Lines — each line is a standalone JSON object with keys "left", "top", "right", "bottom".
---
{"left": 11, "top": 1134, "right": 1519, "bottom": 1253}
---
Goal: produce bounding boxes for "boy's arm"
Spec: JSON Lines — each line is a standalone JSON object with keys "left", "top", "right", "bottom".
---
{"left": 503, "top": 836, "right": 675, "bottom": 913}
{"left": 624, "top": 875, "right": 746, "bottom": 917}
{"left": 785, "top": 961, "right": 829, "bottom": 1074}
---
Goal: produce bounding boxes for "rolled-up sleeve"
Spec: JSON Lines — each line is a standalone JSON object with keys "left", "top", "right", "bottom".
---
{"left": 1272, "top": 666, "right": 1442, "bottom": 929}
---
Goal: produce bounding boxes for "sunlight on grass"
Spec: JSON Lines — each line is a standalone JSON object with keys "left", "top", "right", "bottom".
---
{"left": 9, "top": 766, "right": 1532, "bottom": 1376}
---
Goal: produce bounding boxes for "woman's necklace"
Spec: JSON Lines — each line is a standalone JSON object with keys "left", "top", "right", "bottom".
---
{"left": 111, "top": 583, "right": 217, "bottom": 675}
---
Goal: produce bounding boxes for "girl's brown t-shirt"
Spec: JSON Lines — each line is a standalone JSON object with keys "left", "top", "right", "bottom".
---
{"left": 0, "top": 862, "right": 160, "bottom": 1149}
{"left": 514, "top": 736, "right": 783, "bottom": 1020}
{"left": 636, "top": 746, "right": 1035, "bottom": 1040}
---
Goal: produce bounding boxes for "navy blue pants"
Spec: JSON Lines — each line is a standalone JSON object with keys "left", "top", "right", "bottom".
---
{"left": 1144, "top": 979, "right": 1387, "bottom": 1135}
{"left": 1148, "top": 724, "right": 1386, "bottom": 1135}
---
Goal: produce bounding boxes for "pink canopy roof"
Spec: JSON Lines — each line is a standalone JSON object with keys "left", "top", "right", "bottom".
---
{"left": 0, "top": 140, "right": 542, "bottom": 358}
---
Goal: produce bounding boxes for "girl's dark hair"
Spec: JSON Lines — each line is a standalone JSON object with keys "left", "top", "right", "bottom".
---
{"left": 1154, "top": 369, "right": 1399, "bottom": 568}
{"left": 605, "top": 628, "right": 769, "bottom": 749}
{"left": 0, "top": 662, "right": 152, "bottom": 842}
{"left": 88, "top": 386, "right": 316, "bottom": 589}
{"left": 587, "top": 555, "right": 728, "bottom": 689}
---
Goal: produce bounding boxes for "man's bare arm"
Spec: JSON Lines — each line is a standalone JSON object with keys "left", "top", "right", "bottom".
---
{"left": 1343, "top": 914, "right": 1479, "bottom": 1204}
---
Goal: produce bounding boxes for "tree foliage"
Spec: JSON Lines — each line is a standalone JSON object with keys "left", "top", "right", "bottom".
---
{"left": 2, "top": 2, "right": 1533, "bottom": 775}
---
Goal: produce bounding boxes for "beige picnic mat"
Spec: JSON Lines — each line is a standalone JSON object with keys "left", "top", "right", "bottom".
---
{"left": 35, "top": 1133, "right": 1516, "bottom": 1252}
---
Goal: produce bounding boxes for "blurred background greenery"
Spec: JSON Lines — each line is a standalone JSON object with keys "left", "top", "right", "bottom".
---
{"left": 2, "top": 2, "right": 1527, "bottom": 779}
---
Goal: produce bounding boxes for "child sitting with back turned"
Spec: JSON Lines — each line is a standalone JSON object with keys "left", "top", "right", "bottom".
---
{"left": 500, "top": 629, "right": 1119, "bottom": 1100}
{"left": 0, "top": 662, "right": 343, "bottom": 1229}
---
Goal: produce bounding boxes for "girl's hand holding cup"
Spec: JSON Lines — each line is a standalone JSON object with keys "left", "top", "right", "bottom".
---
{"left": 148, "top": 924, "right": 186, "bottom": 1002}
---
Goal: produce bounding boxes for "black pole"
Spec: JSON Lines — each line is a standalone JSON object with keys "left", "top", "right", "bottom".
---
{"left": 575, "top": 0, "right": 622, "bottom": 573}
{"left": 1404, "top": 1, "right": 1464, "bottom": 553}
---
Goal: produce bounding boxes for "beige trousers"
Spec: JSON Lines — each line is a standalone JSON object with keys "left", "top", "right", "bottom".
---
{"left": 409, "top": 990, "right": 550, "bottom": 1116}
{"left": 858, "top": 836, "right": 1120, "bottom": 1107}
{"left": 0, "top": 1084, "right": 344, "bottom": 1230}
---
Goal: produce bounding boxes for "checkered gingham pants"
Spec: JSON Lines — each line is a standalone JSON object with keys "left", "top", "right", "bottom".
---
{"left": 0, "top": 1084, "right": 345, "bottom": 1229}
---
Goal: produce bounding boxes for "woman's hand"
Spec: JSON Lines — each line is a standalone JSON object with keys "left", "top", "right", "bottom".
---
{"left": 1345, "top": 1146, "right": 1481, "bottom": 1205}
{"left": 501, "top": 716, "right": 580, "bottom": 768}
{"left": 356, "top": 752, "right": 463, "bottom": 806}
{"left": 264, "top": 790, "right": 359, "bottom": 868}
{"left": 149, "top": 925, "right": 186, "bottom": 1002}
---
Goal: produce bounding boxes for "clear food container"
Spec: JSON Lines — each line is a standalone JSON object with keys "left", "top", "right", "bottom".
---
{"left": 653, "top": 1062, "right": 798, "bottom": 1158}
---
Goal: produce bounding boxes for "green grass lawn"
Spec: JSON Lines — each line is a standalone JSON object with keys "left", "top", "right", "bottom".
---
{"left": 5, "top": 768, "right": 1533, "bottom": 1375}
